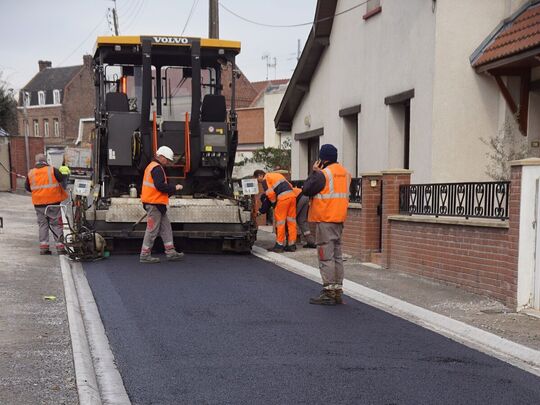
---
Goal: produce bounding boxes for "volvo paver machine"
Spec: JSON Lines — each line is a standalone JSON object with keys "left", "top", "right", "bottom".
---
{"left": 69, "top": 35, "right": 257, "bottom": 256}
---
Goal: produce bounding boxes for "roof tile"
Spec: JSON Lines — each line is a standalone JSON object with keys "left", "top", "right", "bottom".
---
{"left": 474, "top": 4, "right": 540, "bottom": 67}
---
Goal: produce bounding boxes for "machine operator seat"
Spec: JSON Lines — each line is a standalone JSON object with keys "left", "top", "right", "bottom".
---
{"left": 106, "top": 92, "right": 129, "bottom": 112}
{"left": 201, "top": 94, "right": 226, "bottom": 122}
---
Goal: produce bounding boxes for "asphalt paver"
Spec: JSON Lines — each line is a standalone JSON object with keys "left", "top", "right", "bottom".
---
{"left": 84, "top": 254, "right": 540, "bottom": 405}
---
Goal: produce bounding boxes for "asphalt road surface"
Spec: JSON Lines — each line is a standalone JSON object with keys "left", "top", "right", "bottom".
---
{"left": 84, "top": 254, "right": 540, "bottom": 405}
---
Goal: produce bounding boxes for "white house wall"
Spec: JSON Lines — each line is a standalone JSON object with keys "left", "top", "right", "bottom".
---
{"left": 431, "top": 0, "right": 529, "bottom": 182}
{"left": 291, "top": 0, "right": 437, "bottom": 181}
{"left": 290, "top": 0, "right": 533, "bottom": 182}
{"left": 264, "top": 91, "right": 286, "bottom": 148}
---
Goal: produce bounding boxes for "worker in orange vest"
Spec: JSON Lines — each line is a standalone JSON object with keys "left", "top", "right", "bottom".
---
{"left": 25, "top": 153, "right": 68, "bottom": 255}
{"left": 140, "top": 146, "right": 184, "bottom": 263}
{"left": 254, "top": 169, "right": 297, "bottom": 253}
{"left": 302, "top": 144, "right": 351, "bottom": 305}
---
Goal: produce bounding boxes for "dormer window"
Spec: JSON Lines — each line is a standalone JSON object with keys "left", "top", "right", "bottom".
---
{"left": 38, "top": 91, "right": 45, "bottom": 106}
{"left": 364, "top": 0, "right": 382, "bottom": 20}
{"left": 53, "top": 89, "right": 60, "bottom": 104}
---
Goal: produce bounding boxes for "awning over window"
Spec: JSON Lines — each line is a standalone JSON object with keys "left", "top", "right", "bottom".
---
{"left": 471, "top": 1, "right": 540, "bottom": 73}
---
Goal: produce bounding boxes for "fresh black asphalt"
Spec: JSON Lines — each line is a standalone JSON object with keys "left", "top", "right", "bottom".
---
{"left": 84, "top": 254, "right": 540, "bottom": 405}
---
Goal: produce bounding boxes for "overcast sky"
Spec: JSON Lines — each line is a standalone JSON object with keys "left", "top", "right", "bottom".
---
{"left": 0, "top": 0, "right": 317, "bottom": 92}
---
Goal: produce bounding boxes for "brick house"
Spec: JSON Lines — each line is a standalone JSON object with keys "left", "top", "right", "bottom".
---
{"left": 234, "top": 79, "right": 290, "bottom": 179}
{"left": 16, "top": 55, "right": 94, "bottom": 148}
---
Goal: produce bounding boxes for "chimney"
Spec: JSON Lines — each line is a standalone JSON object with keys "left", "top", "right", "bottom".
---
{"left": 38, "top": 60, "right": 52, "bottom": 72}
{"left": 83, "top": 54, "right": 93, "bottom": 69}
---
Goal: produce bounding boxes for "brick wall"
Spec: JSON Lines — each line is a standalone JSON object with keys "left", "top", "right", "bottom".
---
{"left": 388, "top": 221, "right": 515, "bottom": 306}
{"left": 9, "top": 136, "right": 45, "bottom": 189}
{"left": 62, "top": 60, "right": 94, "bottom": 143}
{"left": 336, "top": 168, "right": 522, "bottom": 308}
{"left": 237, "top": 108, "right": 264, "bottom": 144}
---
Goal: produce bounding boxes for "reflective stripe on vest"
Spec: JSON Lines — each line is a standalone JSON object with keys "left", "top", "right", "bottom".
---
{"left": 28, "top": 166, "right": 67, "bottom": 205}
{"left": 308, "top": 164, "right": 350, "bottom": 223}
{"left": 141, "top": 161, "right": 169, "bottom": 205}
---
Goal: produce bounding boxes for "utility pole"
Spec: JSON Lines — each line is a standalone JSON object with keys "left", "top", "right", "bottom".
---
{"left": 297, "top": 39, "right": 301, "bottom": 61}
{"left": 109, "top": 0, "right": 119, "bottom": 35}
{"left": 209, "top": 0, "right": 219, "bottom": 39}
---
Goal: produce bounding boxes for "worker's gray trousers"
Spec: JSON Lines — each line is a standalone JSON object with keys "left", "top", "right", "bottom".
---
{"left": 141, "top": 205, "right": 175, "bottom": 255}
{"left": 35, "top": 205, "right": 63, "bottom": 248}
{"left": 296, "top": 196, "right": 315, "bottom": 244}
{"left": 316, "top": 222, "right": 344, "bottom": 285}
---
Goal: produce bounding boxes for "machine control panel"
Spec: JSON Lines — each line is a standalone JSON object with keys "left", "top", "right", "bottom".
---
{"left": 201, "top": 151, "right": 228, "bottom": 168}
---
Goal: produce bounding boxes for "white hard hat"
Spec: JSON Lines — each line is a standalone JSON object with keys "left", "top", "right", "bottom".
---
{"left": 156, "top": 146, "right": 174, "bottom": 161}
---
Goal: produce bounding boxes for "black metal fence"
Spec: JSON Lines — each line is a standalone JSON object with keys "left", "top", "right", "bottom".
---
{"left": 399, "top": 181, "right": 510, "bottom": 220}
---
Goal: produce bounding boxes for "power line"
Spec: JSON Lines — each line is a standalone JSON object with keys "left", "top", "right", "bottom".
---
{"left": 181, "top": 0, "right": 201, "bottom": 36}
{"left": 58, "top": 15, "right": 107, "bottom": 67}
{"left": 219, "top": 0, "right": 368, "bottom": 28}
{"left": 123, "top": 0, "right": 146, "bottom": 32}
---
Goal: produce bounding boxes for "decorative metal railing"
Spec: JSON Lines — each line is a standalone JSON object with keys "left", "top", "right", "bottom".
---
{"left": 399, "top": 181, "right": 510, "bottom": 220}
{"left": 291, "top": 177, "right": 362, "bottom": 204}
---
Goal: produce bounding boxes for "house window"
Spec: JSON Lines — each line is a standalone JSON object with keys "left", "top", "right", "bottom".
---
{"left": 53, "top": 119, "right": 60, "bottom": 137}
{"left": 364, "top": 0, "right": 382, "bottom": 19}
{"left": 307, "top": 137, "right": 320, "bottom": 174}
{"left": 342, "top": 114, "right": 359, "bottom": 177}
{"left": 24, "top": 92, "right": 30, "bottom": 107}
{"left": 44, "top": 119, "right": 49, "bottom": 137}
{"left": 53, "top": 90, "right": 60, "bottom": 104}
{"left": 385, "top": 89, "right": 414, "bottom": 170}
{"left": 33, "top": 120, "right": 40, "bottom": 137}
{"left": 38, "top": 91, "right": 45, "bottom": 106}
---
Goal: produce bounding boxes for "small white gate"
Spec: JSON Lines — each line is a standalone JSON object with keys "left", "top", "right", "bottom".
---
{"left": 534, "top": 178, "right": 540, "bottom": 310}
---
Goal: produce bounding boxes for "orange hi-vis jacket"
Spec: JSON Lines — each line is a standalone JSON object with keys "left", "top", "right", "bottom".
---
{"left": 28, "top": 166, "right": 67, "bottom": 205}
{"left": 308, "top": 163, "right": 351, "bottom": 223}
{"left": 141, "top": 161, "right": 169, "bottom": 205}
{"left": 264, "top": 172, "right": 295, "bottom": 203}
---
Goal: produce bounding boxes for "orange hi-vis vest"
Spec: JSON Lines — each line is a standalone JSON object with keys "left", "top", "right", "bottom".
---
{"left": 264, "top": 172, "right": 294, "bottom": 203}
{"left": 28, "top": 166, "right": 67, "bottom": 205}
{"left": 308, "top": 163, "right": 351, "bottom": 223}
{"left": 141, "top": 161, "right": 169, "bottom": 205}
{"left": 293, "top": 187, "right": 302, "bottom": 198}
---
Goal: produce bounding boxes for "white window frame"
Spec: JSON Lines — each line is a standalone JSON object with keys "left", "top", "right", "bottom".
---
{"left": 44, "top": 119, "right": 49, "bottom": 137}
{"left": 33, "top": 120, "right": 39, "bottom": 137}
{"left": 53, "top": 89, "right": 60, "bottom": 104}
{"left": 53, "top": 119, "right": 60, "bottom": 137}
{"left": 38, "top": 91, "right": 45, "bottom": 106}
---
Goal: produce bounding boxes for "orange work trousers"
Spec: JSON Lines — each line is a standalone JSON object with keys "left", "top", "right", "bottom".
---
{"left": 274, "top": 196, "right": 297, "bottom": 246}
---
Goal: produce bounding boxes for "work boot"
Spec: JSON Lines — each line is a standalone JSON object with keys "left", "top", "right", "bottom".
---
{"left": 303, "top": 242, "right": 317, "bottom": 249}
{"left": 284, "top": 244, "right": 297, "bottom": 252}
{"left": 269, "top": 243, "right": 285, "bottom": 253}
{"left": 40, "top": 248, "right": 52, "bottom": 255}
{"left": 165, "top": 250, "right": 184, "bottom": 261}
{"left": 309, "top": 288, "right": 337, "bottom": 306}
{"left": 334, "top": 285, "right": 344, "bottom": 305}
{"left": 140, "top": 254, "right": 160, "bottom": 264}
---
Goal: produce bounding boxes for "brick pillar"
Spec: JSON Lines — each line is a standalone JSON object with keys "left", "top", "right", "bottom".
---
{"left": 358, "top": 173, "right": 382, "bottom": 261}
{"left": 381, "top": 169, "right": 412, "bottom": 268}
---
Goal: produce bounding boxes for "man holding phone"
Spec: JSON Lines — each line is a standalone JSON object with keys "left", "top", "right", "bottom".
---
{"left": 301, "top": 144, "right": 351, "bottom": 305}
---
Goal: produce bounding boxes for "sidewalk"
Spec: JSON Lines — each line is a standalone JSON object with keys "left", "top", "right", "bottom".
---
{"left": 255, "top": 227, "right": 540, "bottom": 352}
{"left": 0, "top": 192, "right": 78, "bottom": 405}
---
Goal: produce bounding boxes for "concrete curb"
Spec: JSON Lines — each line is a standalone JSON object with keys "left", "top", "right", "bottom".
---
{"left": 60, "top": 256, "right": 102, "bottom": 404}
{"left": 251, "top": 246, "right": 540, "bottom": 377}
{"left": 61, "top": 257, "right": 131, "bottom": 404}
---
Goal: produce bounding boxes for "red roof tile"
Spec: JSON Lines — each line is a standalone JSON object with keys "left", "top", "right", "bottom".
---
{"left": 474, "top": 4, "right": 540, "bottom": 67}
